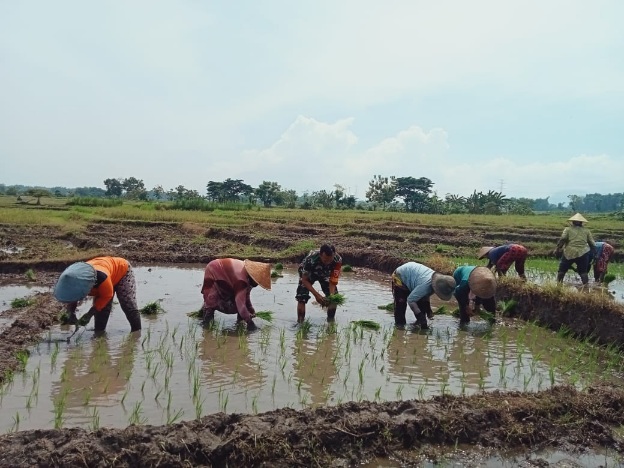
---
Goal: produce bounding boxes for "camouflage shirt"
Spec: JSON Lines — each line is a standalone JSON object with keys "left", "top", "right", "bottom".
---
{"left": 298, "top": 250, "right": 343, "bottom": 284}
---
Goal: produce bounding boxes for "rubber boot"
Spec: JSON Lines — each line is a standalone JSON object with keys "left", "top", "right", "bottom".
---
{"left": 556, "top": 272, "right": 565, "bottom": 283}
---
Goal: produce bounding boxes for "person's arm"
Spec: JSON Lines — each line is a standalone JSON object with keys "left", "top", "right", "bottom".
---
{"left": 555, "top": 229, "right": 568, "bottom": 253}
{"left": 587, "top": 231, "right": 596, "bottom": 256}
{"left": 234, "top": 287, "right": 254, "bottom": 322}
{"left": 301, "top": 273, "right": 328, "bottom": 305}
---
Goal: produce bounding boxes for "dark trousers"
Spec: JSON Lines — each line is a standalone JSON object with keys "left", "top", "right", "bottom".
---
{"left": 392, "top": 282, "right": 432, "bottom": 326}
{"left": 455, "top": 288, "right": 495, "bottom": 323}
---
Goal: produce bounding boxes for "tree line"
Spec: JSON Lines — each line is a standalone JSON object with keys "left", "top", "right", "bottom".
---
{"left": 1, "top": 178, "right": 623, "bottom": 214}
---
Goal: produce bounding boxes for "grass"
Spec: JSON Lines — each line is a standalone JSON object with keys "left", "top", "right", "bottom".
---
{"left": 604, "top": 273, "right": 616, "bottom": 285}
{"left": 10, "top": 297, "right": 33, "bottom": 308}
{"left": 377, "top": 303, "right": 394, "bottom": 311}
{"left": 140, "top": 301, "right": 165, "bottom": 315}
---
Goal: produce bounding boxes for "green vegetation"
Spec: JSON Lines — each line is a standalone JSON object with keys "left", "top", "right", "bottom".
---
{"left": 24, "top": 269, "right": 36, "bottom": 282}
{"left": 377, "top": 303, "right": 394, "bottom": 311}
{"left": 140, "top": 301, "right": 165, "bottom": 315}
{"left": 10, "top": 297, "right": 33, "bottom": 308}
{"left": 255, "top": 311, "right": 274, "bottom": 322}
{"left": 341, "top": 264, "right": 354, "bottom": 272}
{"left": 326, "top": 293, "right": 347, "bottom": 306}
{"left": 352, "top": 320, "right": 381, "bottom": 330}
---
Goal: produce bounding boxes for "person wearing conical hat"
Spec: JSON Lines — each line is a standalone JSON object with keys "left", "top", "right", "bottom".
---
{"left": 588, "top": 241, "right": 615, "bottom": 283}
{"left": 453, "top": 266, "right": 497, "bottom": 324}
{"left": 53, "top": 257, "right": 142, "bottom": 332}
{"left": 296, "top": 244, "right": 342, "bottom": 323}
{"left": 201, "top": 258, "right": 271, "bottom": 330}
{"left": 554, "top": 213, "right": 596, "bottom": 285}
{"left": 478, "top": 244, "right": 528, "bottom": 280}
{"left": 391, "top": 262, "right": 456, "bottom": 329}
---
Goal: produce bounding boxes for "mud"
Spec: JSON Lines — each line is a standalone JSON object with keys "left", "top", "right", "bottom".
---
{"left": 1, "top": 221, "right": 624, "bottom": 466}
{"left": 0, "top": 385, "right": 623, "bottom": 467}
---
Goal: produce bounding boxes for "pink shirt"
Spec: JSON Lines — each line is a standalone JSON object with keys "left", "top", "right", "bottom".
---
{"left": 201, "top": 258, "right": 255, "bottom": 321}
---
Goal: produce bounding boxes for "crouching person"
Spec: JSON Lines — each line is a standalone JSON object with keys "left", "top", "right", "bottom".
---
{"left": 54, "top": 257, "right": 141, "bottom": 332}
{"left": 453, "top": 266, "right": 497, "bottom": 325}
{"left": 391, "top": 262, "right": 456, "bottom": 329}
{"left": 201, "top": 258, "right": 271, "bottom": 330}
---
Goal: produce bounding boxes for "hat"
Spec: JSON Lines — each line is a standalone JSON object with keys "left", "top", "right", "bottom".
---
{"left": 468, "top": 266, "right": 497, "bottom": 298}
{"left": 244, "top": 260, "right": 271, "bottom": 290}
{"left": 568, "top": 213, "right": 588, "bottom": 223}
{"left": 431, "top": 273, "right": 456, "bottom": 301}
{"left": 478, "top": 246, "right": 494, "bottom": 260}
{"left": 53, "top": 262, "right": 97, "bottom": 302}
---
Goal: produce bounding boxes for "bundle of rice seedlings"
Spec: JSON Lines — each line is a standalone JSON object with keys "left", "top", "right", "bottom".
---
{"left": 326, "top": 293, "right": 347, "bottom": 306}
{"left": 271, "top": 270, "right": 283, "bottom": 278}
{"left": 140, "top": 301, "right": 165, "bottom": 315}
{"left": 255, "top": 311, "right": 274, "bottom": 322}
{"left": 377, "top": 303, "right": 394, "bottom": 311}
{"left": 352, "top": 320, "right": 381, "bottom": 330}
{"left": 433, "top": 305, "right": 449, "bottom": 315}
{"left": 498, "top": 299, "right": 518, "bottom": 315}
{"left": 274, "top": 263, "right": 284, "bottom": 271}
{"left": 187, "top": 308, "right": 203, "bottom": 318}
{"left": 342, "top": 265, "right": 355, "bottom": 272}
{"left": 479, "top": 310, "right": 496, "bottom": 323}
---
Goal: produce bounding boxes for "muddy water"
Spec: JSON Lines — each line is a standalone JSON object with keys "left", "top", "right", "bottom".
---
{"left": 0, "top": 265, "right": 623, "bottom": 434}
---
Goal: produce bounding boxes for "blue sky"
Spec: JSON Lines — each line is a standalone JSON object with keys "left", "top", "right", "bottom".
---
{"left": 1, "top": 1, "right": 623, "bottom": 203}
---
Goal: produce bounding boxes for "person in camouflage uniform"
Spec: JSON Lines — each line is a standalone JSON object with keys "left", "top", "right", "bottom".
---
{"left": 296, "top": 244, "right": 342, "bottom": 322}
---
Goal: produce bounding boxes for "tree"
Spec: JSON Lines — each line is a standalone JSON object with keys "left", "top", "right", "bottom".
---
{"left": 365, "top": 175, "right": 397, "bottom": 210}
{"left": 312, "top": 190, "right": 334, "bottom": 209}
{"left": 206, "top": 181, "right": 224, "bottom": 202}
{"left": 122, "top": 177, "right": 147, "bottom": 200}
{"left": 24, "top": 188, "right": 51, "bottom": 205}
{"left": 152, "top": 185, "right": 165, "bottom": 200}
{"left": 444, "top": 194, "right": 467, "bottom": 214}
{"left": 395, "top": 176, "right": 434, "bottom": 212}
{"left": 104, "top": 178, "right": 123, "bottom": 197}
{"left": 255, "top": 181, "right": 281, "bottom": 207}
{"left": 222, "top": 178, "right": 253, "bottom": 202}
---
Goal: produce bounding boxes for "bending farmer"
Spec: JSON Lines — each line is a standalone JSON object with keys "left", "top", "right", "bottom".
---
{"left": 589, "top": 241, "right": 615, "bottom": 283}
{"left": 453, "top": 266, "right": 497, "bottom": 325}
{"left": 478, "top": 243, "right": 528, "bottom": 280}
{"left": 391, "top": 262, "right": 456, "bottom": 329}
{"left": 54, "top": 257, "right": 141, "bottom": 332}
{"left": 201, "top": 258, "right": 271, "bottom": 330}
{"left": 296, "top": 244, "right": 342, "bottom": 323}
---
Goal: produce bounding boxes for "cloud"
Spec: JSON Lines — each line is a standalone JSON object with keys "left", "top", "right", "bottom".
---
{"left": 237, "top": 116, "right": 623, "bottom": 200}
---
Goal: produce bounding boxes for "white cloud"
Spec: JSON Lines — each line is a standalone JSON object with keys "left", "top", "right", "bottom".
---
{"left": 236, "top": 116, "right": 623, "bottom": 200}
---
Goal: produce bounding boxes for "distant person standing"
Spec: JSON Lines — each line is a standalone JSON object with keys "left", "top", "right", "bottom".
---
{"left": 555, "top": 213, "right": 596, "bottom": 286}
{"left": 478, "top": 244, "right": 528, "bottom": 280}
{"left": 589, "top": 241, "right": 615, "bottom": 283}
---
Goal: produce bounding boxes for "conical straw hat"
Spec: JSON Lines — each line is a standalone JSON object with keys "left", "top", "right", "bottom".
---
{"left": 244, "top": 260, "right": 271, "bottom": 290}
{"left": 431, "top": 273, "right": 455, "bottom": 301}
{"left": 478, "top": 246, "right": 494, "bottom": 259}
{"left": 468, "top": 266, "right": 497, "bottom": 298}
{"left": 568, "top": 213, "right": 588, "bottom": 223}
{"left": 53, "top": 262, "right": 97, "bottom": 302}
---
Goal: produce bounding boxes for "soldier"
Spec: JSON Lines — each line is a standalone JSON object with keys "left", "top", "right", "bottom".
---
{"left": 296, "top": 244, "right": 342, "bottom": 322}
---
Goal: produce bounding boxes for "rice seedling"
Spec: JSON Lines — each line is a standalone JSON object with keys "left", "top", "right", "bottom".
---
{"left": 270, "top": 270, "right": 283, "bottom": 278}
{"left": 341, "top": 264, "right": 354, "bottom": 272}
{"left": 377, "top": 303, "right": 394, "bottom": 311}
{"left": 166, "top": 408, "right": 184, "bottom": 425}
{"left": 603, "top": 273, "right": 616, "bottom": 285}
{"left": 187, "top": 308, "right": 203, "bottom": 318}
{"left": 498, "top": 299, "right": 518, "bottom": 315}
{"left": 255, "top": 311, "right": 274, "bottom": 322}
{"left": 15, "top": 350, "right": 29, "bottom": 369}
{"left": 90, "top": 407, "right": 100, "bottom": 431}
{"left": 352, "top": 320, "right": 381, "bottom": 331}
{"left": 10, "top": 297, "right": 33, "bottom": 308}
{"left": 274, "top": 262, "right": 283, "bottom": 270}
{"left": 25, "top": 268, "right": 36, "bottom": 282}
{"left": 326, "top": 293, "right": 347, "bottom": 307}
{"left": 129, "top": 401, "right": 145, "bottom": 425}
{"left": 12, "top": 412, "right": 20, "bottom": 432}
{"left": 296, "top": 319, "right": 313, "bottom": 340}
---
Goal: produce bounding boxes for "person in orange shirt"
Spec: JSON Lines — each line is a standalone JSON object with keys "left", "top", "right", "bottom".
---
{"left": 54, "top": 257, "right": 141, "bottom": 332}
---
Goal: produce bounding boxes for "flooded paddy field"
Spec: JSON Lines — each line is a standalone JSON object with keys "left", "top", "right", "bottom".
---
{"left": 2, "top": 265, "right": 624, "bottom": 436}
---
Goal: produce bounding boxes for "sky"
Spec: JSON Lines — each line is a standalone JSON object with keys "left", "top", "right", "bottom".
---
{"left": 1, "top": 1, "right": 623, "bottom": 203}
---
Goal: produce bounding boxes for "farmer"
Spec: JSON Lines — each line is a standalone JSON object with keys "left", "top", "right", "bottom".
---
{"left": 391, "top": 262, "right": 456, "bottom": 329}
{"left": 453, "top": 266, "right": 497, "bottom": 325}
{"left": 201, "top": 258, "right": 271, "bottom": 330}
{"left": 296, "top": 244, "right": 342, "bottom": 323}
{"left": 589, "top": 241, "right": 615, "bottom": 283}
{"left": 53, "top": 257, "right": 141, "bottom": 332}
{"left": 478, "top": 244, "right": 528, "bottom": 280}
{"left": 555, "top": 213, "right": 596, "bottom": 285}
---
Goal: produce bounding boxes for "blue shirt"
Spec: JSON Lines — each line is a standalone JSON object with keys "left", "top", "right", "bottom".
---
{"left": 487, "top": 245, "right": 511, "bottom": 264}
{"left": 594, "top": 242, "right": 605, "bottom": 259}
{"left": 453, "top": 266, "right": 476, "bottom": 295}
{"left": 395, "top": 262, "right": 435, "bottom": 304}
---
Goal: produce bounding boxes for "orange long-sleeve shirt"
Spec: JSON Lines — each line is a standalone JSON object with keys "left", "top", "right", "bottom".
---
{"left": 87, "top": 257, "right": 129, "bottom": 311}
